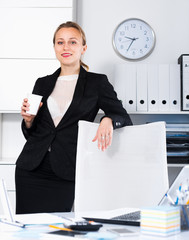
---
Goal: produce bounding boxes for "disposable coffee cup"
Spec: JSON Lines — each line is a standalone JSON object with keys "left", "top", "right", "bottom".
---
{"left": 26, "top": 93, "right": 42, "bottom": 115}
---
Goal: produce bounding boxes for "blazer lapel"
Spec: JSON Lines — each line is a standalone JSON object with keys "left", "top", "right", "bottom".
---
{"left": 43, "top": 68, "right": 61, "bottom": 101}
{"left": 41, "top": 68, "right": 61, "bottom": 128}
{"left": 56, "top": 66, "right": 87, "bottom": 129}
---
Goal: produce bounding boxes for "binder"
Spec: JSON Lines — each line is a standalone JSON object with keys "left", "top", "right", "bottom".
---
{"left": 169, "top": 64, "right": 180, "bottom": 112}
{"left": 136, "top": 64, "right": 147, "bottom": 112}
{"left": 178, "top": 54, "right": 189, "bottom": 111}
{"left": 125, "top": 64, "right": 137, "bottom": 112}
{"left": 147, "top": 64, "right": 159, "bottom": 112}
{"left": 114, "top": 64, "right": 127, "bottom": 109}
{"left": 158, "top": 64, "right": 170, "bottom": 111}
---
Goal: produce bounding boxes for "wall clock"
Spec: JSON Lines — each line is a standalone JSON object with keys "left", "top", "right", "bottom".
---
{"left": 113, "top": 18, "right": 156, "bottom": 61}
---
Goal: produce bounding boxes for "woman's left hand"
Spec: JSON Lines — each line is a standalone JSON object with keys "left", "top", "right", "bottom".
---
{"left": 92, "top": 117, "right": 113, "bottom": 151}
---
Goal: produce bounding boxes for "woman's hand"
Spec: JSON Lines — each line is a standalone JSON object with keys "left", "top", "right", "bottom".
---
{"left": 92, "top": 117, "right": 113, "bottom": 151}
{"left": 21, "top": 98, "right": 43, "bottom": 128}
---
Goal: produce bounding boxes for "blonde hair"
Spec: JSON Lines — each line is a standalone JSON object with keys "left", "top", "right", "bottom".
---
{"left": 53, "top": 21, "right": 89, "bottom": 71}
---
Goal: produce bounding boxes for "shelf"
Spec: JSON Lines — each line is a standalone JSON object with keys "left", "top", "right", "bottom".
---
{"left": 0, "top": 158, "right": 16, "bottom": 164}
{"left": 168, "top": 163, "right": 187, "bottom": 167}
{"left": 0, "top": 111, "right": 20, "bottom": 113}
{"left": 0, "top": 158, "right": 187, "bottom": 167}
{"left": 1, "top": 110, "right": 189, "bottom": 115}
{"left": 129, "top": 112, "right": 189, "bottom": 115}
{"left": 98, "top": 110, "right": 189, "bottom": 115}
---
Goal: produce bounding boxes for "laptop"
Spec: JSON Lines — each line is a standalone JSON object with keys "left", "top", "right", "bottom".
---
{"left": 0, "top": 178, "right": 67, "bottom": 226}
{"left": 83, "top": 166, "right": 189, "bottom": 226}
{"left": 83, "top": 207, "right": 141, "bottom": 226}
{"left": 0, "top": 178, "right": 25, "bottom": 227}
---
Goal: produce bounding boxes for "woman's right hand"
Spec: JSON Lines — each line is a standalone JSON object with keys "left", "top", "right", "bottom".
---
{"left": 21, "top": 98, "right": 42, "bottom": 128}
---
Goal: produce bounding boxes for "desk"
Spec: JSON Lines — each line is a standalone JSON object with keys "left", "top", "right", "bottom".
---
{"left": 0, "top": 212, "right": 188, "bottom": 240}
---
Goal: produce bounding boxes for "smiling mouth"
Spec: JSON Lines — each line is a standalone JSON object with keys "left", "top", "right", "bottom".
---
{"left": 62, "top": 53, "right": 72, "bottom": 57}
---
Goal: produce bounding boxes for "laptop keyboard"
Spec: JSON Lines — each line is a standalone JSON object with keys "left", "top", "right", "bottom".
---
{"left": 111, "top": 211, "right": 141, "bottom": 221}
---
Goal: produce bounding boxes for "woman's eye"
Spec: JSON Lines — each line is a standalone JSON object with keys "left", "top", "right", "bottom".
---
{"left": 57, "top": 41, "right": 63, "bottom": 45}
{"left": 70, "top": 41, "right": 77, "bottom": 45}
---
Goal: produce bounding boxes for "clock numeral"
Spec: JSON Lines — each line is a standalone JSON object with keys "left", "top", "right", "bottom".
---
{"left": 140, "top": 49, "right": 143, "bottom": 54}
{"left": 144, "top": 30, "right": 147, "bottom": 35}
{"left": 132, "top": 51, "right": 136, "bottom": 55}
{"left": 125, "top": 25, "right": 129, "bottom": 31}
{"left": 131, "top": 24, "right": 136, "bottom": 28}
{"left": 144, "top": 44, "right": 148, "bottom": 48}
{"left": 146, "top": 37, "right": 149, "bottom": 41}
{"left": 120, "top": 31, "right": 125, "bottom": 36}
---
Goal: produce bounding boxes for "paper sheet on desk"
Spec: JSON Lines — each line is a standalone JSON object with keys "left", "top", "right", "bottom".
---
{"left": 15, "top": 213, "right": 65, "bottom": 225}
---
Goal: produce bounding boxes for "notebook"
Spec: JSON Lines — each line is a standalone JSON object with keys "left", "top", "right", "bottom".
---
{"left": 82, "top": 166, "right": 189, "bottom": 226}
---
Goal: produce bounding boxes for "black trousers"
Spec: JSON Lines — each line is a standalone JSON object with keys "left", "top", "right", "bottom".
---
{"left": 15, "top": 152, "right": 75, "bottom": 214}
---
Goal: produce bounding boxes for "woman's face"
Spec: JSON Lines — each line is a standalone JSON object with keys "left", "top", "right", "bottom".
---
{"left": 54, "top": 27, "right": 87, "bottom": 68}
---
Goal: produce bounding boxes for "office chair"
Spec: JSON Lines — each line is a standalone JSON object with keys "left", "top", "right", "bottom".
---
{"left": 75, "top": 121, "right": 169, "bottom": 212}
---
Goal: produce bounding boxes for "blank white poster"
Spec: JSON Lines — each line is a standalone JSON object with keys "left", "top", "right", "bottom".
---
{"left": 75, "top": 121, "right": 169, "bottom": 212}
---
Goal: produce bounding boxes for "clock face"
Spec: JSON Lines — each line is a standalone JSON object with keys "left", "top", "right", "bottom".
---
{"left": 113, "top": 18, "right": 156, "bottom": 61}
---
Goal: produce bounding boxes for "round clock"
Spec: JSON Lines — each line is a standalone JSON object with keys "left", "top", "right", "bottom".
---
{"left": 113, "top": 18, "right": 156, "bottom": 61}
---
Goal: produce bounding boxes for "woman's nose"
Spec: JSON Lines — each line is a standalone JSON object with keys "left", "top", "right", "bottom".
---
{"left": 63, "top": 42, "right": 70, "bottom": 50}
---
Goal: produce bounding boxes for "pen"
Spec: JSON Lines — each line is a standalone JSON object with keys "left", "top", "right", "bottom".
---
{"left": 165, "top": 193, "right": 175, "bottom": 205}
{"left": 49, "top": 225, "right": 72, "bottom": 231}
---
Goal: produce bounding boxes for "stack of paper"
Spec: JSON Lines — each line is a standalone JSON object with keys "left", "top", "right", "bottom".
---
{"left": 141, "top": 206, "right": 180, "bottom": 236}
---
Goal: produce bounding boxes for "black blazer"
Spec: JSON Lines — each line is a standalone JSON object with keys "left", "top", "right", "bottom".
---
{"left": 16, "top": 66, "right": 132, "bottom": 180}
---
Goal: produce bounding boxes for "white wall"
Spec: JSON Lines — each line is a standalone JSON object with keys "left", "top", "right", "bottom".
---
{"left": 77, "top": 0, "right": 189, "bottom": 84}
{"left": 76, "top": 1, "right": 189, "bottom": 182}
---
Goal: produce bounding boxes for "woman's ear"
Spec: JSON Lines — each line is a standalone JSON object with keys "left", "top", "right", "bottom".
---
{"left": 81, "top": 45, "right": 87, "bottom": 55}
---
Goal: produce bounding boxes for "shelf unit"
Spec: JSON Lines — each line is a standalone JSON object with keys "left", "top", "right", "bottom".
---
{"left": 0, "top": 0, "right": 74, "bottom": 214}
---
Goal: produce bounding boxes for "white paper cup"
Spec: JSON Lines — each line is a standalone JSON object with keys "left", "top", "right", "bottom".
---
{"left": 26, "top": 93, "right": 42, "bottom": 115}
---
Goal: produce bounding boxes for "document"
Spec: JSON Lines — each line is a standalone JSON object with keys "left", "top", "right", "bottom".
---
{"left": 15, "top": 213, "right": 65, "bottom": 225}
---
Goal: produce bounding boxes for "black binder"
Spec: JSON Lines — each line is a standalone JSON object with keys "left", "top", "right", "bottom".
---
{"left": 178, "top": 54, "right": 189, "bottom": 111}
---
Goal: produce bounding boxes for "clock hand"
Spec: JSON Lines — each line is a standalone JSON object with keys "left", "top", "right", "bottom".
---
{"left": 127, "top": 39, "right": 135, "bottom": 51}
{"left": 126, "top": 37, "right": 139, "bottom": 51}
{"left": 124, "top": 36, "right": 134, "bottom": 40}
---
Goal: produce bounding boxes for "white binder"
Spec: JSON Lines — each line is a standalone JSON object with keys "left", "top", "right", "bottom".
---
{"left": 125, "top": 64, "right": 137, "bottom": 112}
{"left": 136, "top": 64, "right": 147, "bottom": 112}
{"left": 169, "top": 64, "right": 180, "bottom": 112}
{"left": 147, "top": 64, "right": 159, "bottom": 112}
{"left": 158, "top": 64, "right": 170, "bottom": 111}
{"left": 114, "top": 64, "right": 127, "bottom": 108}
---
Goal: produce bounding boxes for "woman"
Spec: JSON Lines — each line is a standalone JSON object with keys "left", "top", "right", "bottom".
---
{"left": 15, "top": 21, "right": 132, "bottom": 214}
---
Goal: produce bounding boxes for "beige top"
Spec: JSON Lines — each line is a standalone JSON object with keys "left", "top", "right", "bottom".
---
{"left": 47, "top": 74, "right": 78, "bottom": 127}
